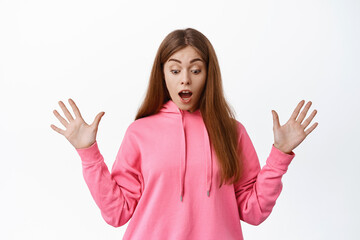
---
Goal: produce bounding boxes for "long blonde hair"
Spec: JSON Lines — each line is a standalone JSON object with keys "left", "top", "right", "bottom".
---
{"left": 135, "top": 28, "right": 243, "bottom": 187}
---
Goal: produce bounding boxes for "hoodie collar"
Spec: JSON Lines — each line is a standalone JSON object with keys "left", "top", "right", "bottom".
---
{"left": 159, "top": 99, "right": 213, "bottom": 202}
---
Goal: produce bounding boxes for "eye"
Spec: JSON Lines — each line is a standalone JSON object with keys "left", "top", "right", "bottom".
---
{"left": 171, "top": 70, "right": 180, "bottom": 74}
{"left": 192, "top": 69, "right": 201, "bottom": 74}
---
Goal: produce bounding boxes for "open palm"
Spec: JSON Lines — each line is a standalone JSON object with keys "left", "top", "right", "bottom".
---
{"left": 50, "top": 98, "right": 105, "bottom": 149}
{"left": 272, "top": 100, "right": 318, "bottom": 154}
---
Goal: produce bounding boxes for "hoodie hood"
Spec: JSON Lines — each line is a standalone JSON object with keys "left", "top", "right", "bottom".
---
{"left": 159, "top": 99, "right": 213, "bottom": 202}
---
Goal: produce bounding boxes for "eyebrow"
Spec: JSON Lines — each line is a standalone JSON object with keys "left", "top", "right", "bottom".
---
{"left": 167, "top": 58, "right": 204, "bottom": 64}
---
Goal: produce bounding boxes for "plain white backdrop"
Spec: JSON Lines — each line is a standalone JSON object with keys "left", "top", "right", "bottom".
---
{"left": 1, "top": 0, "right": 359, "bottom": 239}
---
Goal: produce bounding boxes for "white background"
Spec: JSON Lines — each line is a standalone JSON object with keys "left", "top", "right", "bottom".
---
{"left": 1, "top": 0, "right": 359, "bottom": 239}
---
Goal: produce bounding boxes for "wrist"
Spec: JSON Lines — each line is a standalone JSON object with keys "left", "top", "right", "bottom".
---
{"left": 273, "top": 143, "right": 292, "bottom": 154}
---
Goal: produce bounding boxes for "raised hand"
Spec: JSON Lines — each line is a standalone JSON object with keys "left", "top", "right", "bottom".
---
{"left": 50, "top": 98, "right": 105, "bottom": 149}
{"left": 271, "top": 100, "right": 318, "bottom": 154}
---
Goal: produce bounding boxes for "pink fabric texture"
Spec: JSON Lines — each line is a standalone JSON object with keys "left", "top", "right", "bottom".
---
{"left": 76, "top": 99, "right": 295, "bottom": 240}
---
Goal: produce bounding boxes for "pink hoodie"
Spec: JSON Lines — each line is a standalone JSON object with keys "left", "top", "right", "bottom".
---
{"left": 76, "top": 99, "right": 295, "bottom": 240}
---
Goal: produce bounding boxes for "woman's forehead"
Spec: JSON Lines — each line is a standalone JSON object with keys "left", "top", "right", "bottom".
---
{"left": 166, "top": 46, "right": 204, "bottom": 65}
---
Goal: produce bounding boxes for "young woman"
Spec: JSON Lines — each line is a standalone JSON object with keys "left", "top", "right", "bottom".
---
{"left": 51, "top": 28, "right": 318, "bottom": 239}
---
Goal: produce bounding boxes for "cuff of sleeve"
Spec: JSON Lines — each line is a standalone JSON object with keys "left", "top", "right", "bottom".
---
{"left": 266, "top": 144, "right": 295, "bottom": 172}
{"left": 75, "top": 141, "right": 103, "bottom": 165}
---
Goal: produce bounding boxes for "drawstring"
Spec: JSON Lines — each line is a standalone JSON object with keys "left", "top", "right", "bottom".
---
{"left": 179, "top": 109, "right": 186, "bottom": 202}
{"left": 178, "top": 108, "right": 213, "bottom": 202}
{"left": 204, "top": 123, "right": 213, "bottom": 198}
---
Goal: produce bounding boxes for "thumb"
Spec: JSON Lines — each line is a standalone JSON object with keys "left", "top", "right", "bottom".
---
{"left": 92, "top": 111, "right": 105, "bottom": 129}
{"left": 272, "top": 110, "right": 280, "bottom": 130}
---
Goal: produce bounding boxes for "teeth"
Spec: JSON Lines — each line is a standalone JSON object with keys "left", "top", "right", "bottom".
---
{"left": 181, "top": 90, "right": 191, "bottom": 93}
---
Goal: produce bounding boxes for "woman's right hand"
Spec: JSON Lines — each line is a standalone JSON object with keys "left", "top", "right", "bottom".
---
{"left": 50, "top": 98, "right": 105, "bottom": 149}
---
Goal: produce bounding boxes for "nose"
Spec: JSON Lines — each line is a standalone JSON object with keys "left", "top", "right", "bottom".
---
{"left": 181, "top": 71, "right": 191, "bottom": 85}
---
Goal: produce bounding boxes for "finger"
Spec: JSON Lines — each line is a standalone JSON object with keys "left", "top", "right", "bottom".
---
{"left": 58, "top": 100, "right": 75, "bottom": 122}
{"left": 302, "top": 109, "right": 317, "bottom": 129}
{"left": 305, "top": 122, "right": 318, "bottom": 136}
{"left": 272, "top": 110, "right": 281, "bottom": 129}
{"left": 68, "top": 98, "right": 84, "bottom": 120}
{"left": 92, "top": 112, "right": 105, "bottom": 129}
{"left": 50, "top": 124, "right": 65, "bottom": 135}
{"left": 290, "top": 100, "right": 305, "bottom": 121}
{"left": 297, "top": 101, "right": 312, "bottom": 124}
{"left": 53, "top": 109, "right": 69, "bottom": 127}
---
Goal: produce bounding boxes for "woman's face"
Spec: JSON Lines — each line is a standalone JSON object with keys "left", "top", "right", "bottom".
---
{"left": 163, "top": 45, "right": 207, "bottom": 113}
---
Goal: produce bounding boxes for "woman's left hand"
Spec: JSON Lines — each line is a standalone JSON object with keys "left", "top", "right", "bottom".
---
{"left": 271, "top": 100, "right": 318, "bottom": 154}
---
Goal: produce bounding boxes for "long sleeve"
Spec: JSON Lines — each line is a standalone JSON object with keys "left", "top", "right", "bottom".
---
{"left": 75, "top": 127, "right": 144, "bottom": 227}
{"left": 234, "top": 122, "right": 295, "bottom": 226}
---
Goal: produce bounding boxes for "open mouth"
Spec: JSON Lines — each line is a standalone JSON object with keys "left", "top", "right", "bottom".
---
{"left": 178, "top": 90, "right": 192, "bottom": 103}
{"left": 178, "top": 90, "right": 192, "bottom": 99}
